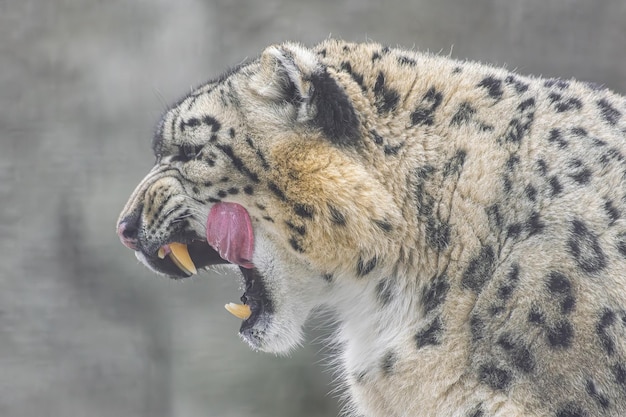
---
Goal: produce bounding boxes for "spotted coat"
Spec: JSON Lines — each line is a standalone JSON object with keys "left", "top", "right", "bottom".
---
{"left": 118, "top": 39, "right": 626, "bottom": 417}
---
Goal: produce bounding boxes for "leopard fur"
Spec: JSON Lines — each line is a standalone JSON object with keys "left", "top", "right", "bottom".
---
{"left": 117, "top": 39, "right": 626, "bottom": 417}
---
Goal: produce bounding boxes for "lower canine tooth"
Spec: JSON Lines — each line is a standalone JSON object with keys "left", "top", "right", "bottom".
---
{"left": 225, "top": 303, "right": 252, "bottom": 320}
{"left": 168, "top": 242, "right": 197, "bottom": 275}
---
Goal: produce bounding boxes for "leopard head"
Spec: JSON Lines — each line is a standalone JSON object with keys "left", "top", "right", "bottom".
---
{"left": 117, "top": 41, "right": 406, "bottom": 353}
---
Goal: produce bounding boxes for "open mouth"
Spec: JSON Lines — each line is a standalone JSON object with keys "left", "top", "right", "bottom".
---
{"left": 152, "top": 239, "right": 228, "bottom": 277}
{"left": 142, "top": 202, "right": 272, "bottom": 331}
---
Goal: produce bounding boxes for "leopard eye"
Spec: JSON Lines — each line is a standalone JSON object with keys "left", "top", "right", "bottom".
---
{"left": 182, "top": 143, "right": 197, "bottom": 160}
{"left": 172, "top": 143, "right": 202, "bottom": 162}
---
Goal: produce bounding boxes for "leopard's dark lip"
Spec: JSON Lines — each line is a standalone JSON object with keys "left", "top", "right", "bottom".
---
{"left": 239, "top": 266, "right": 273, "bottom": 337}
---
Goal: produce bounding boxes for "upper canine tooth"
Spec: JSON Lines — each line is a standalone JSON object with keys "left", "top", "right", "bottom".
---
{"left": 168, "top": 242, "right": 197, "bottom": 275}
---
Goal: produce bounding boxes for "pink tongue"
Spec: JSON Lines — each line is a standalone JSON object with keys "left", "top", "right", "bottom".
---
{"left": 206, "top": 202, "right": 254, "bottom": 269}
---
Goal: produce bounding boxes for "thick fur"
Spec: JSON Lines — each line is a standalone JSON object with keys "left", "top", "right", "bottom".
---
{"left": 117, "top": 39, "right": 626, "bottom": 417}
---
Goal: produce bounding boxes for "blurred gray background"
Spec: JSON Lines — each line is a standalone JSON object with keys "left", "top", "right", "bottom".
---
{"left": 2, "top": 0, "right": 625, "bottom": 416}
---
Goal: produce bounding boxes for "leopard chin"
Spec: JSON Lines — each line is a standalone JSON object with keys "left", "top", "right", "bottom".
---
{"left": 231, "top": 231, "right": 329, "bottom": 354}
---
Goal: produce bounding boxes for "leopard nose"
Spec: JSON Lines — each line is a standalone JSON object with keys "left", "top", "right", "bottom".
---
{"left": 117, "top": 219, "right": 139, "bottom": 250}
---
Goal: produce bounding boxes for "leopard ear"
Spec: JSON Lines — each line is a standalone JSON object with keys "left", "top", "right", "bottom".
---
{"left": 253, "top": 43, "right": 316, "bottom": 111}
{"left": 253, "top": 43, "right": 360, "bottom": 145}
